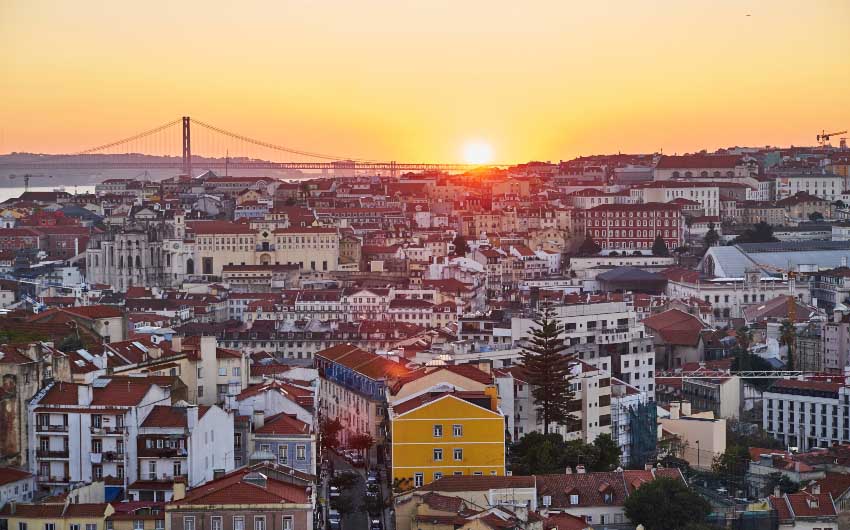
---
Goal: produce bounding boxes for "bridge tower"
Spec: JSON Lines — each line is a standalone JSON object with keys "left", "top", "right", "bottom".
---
{"left": 182, "top": 116, "right": 192, "bottom": 176}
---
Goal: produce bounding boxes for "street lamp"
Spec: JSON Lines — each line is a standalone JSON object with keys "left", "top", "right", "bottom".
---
{"left": 696, "top": 439, "right": 700, "bottom": 469}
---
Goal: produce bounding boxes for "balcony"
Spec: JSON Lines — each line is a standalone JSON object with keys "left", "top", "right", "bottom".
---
{"left": 37, "top": 475, "right": 69, "bottom": 485}
{"left": 36, "top": 449, "right": 69, "bottom": 459}
{"left": 91, "top": 426, "right": 126, "bottom": 436}
{"left": 138, "top": 447, "right": 188, "bottom": 458}
{"left": 36, "top": 424, "right": 69, "bottom": 434}
{"left": 99, "top": 451, "right": 125, "bottom": 462}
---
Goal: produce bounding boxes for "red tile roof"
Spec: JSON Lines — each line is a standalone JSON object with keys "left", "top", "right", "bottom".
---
{"left": 317, "top": 344, "right": 411, "bottom": 381}
{"left": 141, "top": 405, "right": 211, "bottom": 428}
{"left": 655, "top": 154, "right": 743, "bottom": 169}
{"left": 642, "top": 309, "right": 706, "bottom": 346}
{"left": 391, "top": 364, "right": 494, "bottom": 394}
{"left": 255, "top": 412, "right": 311, "bottom": 436}
{"left": 0, "top": 467, "right": 32, "bottom": 486}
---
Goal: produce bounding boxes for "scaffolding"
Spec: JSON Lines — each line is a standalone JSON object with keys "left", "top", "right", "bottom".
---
{"left": 628, "top": 401, "right": 658, "bottom": 468}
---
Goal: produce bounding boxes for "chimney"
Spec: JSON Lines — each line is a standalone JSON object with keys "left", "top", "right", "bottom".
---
{"left": 681, "top": 402, "right": 692, "bottom": 416}
{"left": 77, "top": 384, "right": 93, "bottom": 406}
{"left": 9, "top": 501, "right": 15, "bottom": 515}
{"left": 172, "top": 477, "right": 186, "bottom": 501}
{"left": 477, "top": 360, "right": 492, "bottom": 374}
{"left": 187, "top": 405, "right": 199, "bottom": 431}
{"left": 843, "top": 257, "right": 848, "bottom": 268}
{"left": 773, "top": 486, "right": 781, "bottom": 498}
{"left": 644, "top": 463, "right": 653, "bottom": 471}
{"left": 811, "top": 483, "right": 821, "bottom": 495}
{"left": 565, "top": 467, "right": 572, "bottom": 474}
{"left": 171, "top": 336, "right": 183, "bottom": 352}
{"left": 576, "top": 465, "right": 586, "bottom": 474}
{"left": 253, "top": 410, "right": 265, "bottom": 431}
{"left": 670, "top": 402, "right": 680, "bottom": 420}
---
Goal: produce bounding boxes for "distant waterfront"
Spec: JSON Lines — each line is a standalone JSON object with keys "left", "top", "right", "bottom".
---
{"left": 0, "top": 185, "right": 97, "bottom": 204}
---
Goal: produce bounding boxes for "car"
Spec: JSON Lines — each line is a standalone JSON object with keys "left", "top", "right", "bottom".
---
{"left": 370, "top": 519, "right": 382, "bottom": 530}
{"left": 367, "top": 470, "right": 379, "bottom": 482}
{"left": 349, "top": 453, "right": 365, "bottom": 467}
{"left": 329, "top": 485, "right": 341, "bottom": 499}
{"left": 328, "top": 510, "right": 342, "bottom": 530}
{"left": 343, "top": 450, "right": 357, "bottom": 462}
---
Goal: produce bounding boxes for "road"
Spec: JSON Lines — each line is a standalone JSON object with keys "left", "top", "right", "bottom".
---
{"left": 329, "top": 454, "right": 368, "bottom": 530}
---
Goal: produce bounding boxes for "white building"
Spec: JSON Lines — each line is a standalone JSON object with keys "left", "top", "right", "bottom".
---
{"left": 136, "top": 403, "right": 234, "bottom": 490}
{"left": 28, "top": 376, "right": 172, "bottom": 496}
{"left": 0, "top": 468, "right": 36, "bottom": 507}
{"left": 762, "top": 378, "right": 850, "bottom": 452}
{"left": 775, "top": 174, "right": 844, "bottom": 201}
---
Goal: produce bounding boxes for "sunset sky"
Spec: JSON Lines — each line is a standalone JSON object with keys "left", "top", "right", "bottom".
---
{"left": 1, "top": 0, "right": 849, "bottom": 163}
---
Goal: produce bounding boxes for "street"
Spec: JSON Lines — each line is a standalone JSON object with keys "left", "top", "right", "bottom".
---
{"left": 323, "top": 453, "right": 392, "bottom": 530}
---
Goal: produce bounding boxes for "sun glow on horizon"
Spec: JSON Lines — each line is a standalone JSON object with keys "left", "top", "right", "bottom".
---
{"left": 463, "top": 140, "right": 493, "bottom": 165}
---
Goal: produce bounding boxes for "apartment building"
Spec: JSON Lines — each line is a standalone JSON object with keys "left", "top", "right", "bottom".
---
{"left": 775, "top": 173, "right": 844, "bottom": 201}
{"left": 762, "top": 378, "right": 850, "bottom": 452}
{"left": 633, "top": 181, "right": 721, "bottom": 216}
{"left": 653, "top": 154, "right": 752, "bottom": 181}
{"left": 584, "top": 203, "right": 683, "bottom": 251}
{"left": 390, "top": 390, "right": 505, "bottom": 489}
{"left": 316, "top": 344, "right": 411, "bottom": 457}
{"left": 136, "top": 403, "right": 234, "bottom": 491}
{"left": 27, "top": 376, "right": 173, "bottom": 496}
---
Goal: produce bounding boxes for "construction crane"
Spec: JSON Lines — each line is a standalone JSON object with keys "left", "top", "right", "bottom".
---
{"left": 9, "top": 174, "right": 52, "bottom": 192}
{"left": 817, "top": 129, "right": 847, "bottom": 146}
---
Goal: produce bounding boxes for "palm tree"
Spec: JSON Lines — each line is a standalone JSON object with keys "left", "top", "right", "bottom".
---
{"left": 779, "top": 320, "right": 796, "bottom": 369}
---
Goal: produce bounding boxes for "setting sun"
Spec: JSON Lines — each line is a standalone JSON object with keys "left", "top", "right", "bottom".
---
{"left": 463, "top": 141, "right": 494, "bottom": 165}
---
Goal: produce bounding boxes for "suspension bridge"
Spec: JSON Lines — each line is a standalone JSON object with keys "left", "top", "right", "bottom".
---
{"left": 0, "top": 116, "right": 492, "bottom": 176}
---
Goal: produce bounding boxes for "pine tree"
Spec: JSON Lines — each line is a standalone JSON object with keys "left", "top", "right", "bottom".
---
{"left": 578, "top": 235, "right": 601, "bottom": 256}
{"left": 704, "top": 222, "right": 720, "bottom": 248}
{"left": 519, "top": 306, "right": 578, "bottom": 434}
{"left": 652, "top": 234, "right": 670, "bottom": 256}
{"left": 780, "top": 320, "right": 796, "bottom": 369}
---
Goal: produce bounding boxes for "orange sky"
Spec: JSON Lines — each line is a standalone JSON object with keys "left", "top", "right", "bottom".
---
{"left": 1, "top": 0, "right": 849, "bottom": 163}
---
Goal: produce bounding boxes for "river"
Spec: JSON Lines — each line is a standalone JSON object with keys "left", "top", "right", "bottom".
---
{"left": 0, "top": 185, "right": 98, "bottom": 204}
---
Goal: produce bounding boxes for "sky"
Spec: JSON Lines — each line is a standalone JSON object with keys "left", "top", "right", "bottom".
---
{"left": 1, "top": 0, "right": 849, "bottom": 163}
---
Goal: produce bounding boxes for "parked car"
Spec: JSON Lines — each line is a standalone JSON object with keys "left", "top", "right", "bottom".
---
{"left": 329, "top": 485, "right": 341, "bottom": 500}
{"left": 328, "top": 510, "right": 342, "bottom": 530}
{"left": 370, "top": 519, "right": 383, "bottom": 530}
{"left": 349, "top": 453, "right": 365, "bottom": 467}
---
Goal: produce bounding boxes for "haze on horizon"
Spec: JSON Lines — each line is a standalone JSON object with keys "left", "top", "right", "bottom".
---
{"left": 1, "top": 0, "right": 849, "bottom": 163}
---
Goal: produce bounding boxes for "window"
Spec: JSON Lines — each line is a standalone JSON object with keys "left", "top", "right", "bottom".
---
{"left": 219, "top": 367, "right": 227, "bottom": 376}
{"left": 173, "top": 461, "right": 182, "bottom": 476}
{"left": 434, "top": 472, "right": 443, "bottom": 481}
{"left": 453, "top": 424, "right": 463, "bottom": 437}
{"left": 44, "top": 525, "right": 56, "bottom": 530}
{"left": 433, "top": 424, "right": 443, "bottom": 437}
{"left": 19, "top": 525, "right": 28, "bottom": 530}
{"left": 86, "top": 526, "right": 97, "bottom": 530}
{"left": 211, "top": 517, "right": 223, "bottom": 530}
{"left": 233, "top": 367, "right": 241, "bottom": 376}
{"left": 184, "top": 517, "right": 195, "bottom": 530}
{"left": 570, "top": 494, "right": 579, "bottom": 505}
{"left": 473, "top": 471, "right": 483, "bottom": 476}
{"left": 134, "top": 522, "right": 145, "bottom": 530}
{"left": 433, "top": 448, "right": 443, "bottom": 461}
{"left": 254, "top": 516, "right": 266, "bottom": 530}
{"left": 297, "top": 445, "right": 306, "bottom": 460}
{"left": 72, "top": 526, "right": 81, "bottom": 530}
{"left": 155, "top": 522, "right": 165, "bottom": 530}
{"left": 542, "top": 495, "right": 552, "bottom": 506}
{"left": 283, "top": 517, "right": 293, "bottom": 530}
{"left": 414, "top": 473, "right": 424, "bottom": 487}
{"left": 234, "top": 517, "right": 245, "bottom": 530}
{"left": 453, "top": 448, "right": 463, "bottom": 461}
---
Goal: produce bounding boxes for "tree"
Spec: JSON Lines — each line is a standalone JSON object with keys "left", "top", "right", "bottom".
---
{"left": 577, "top": 235, "right": 601, "bottom": 256}
{"left": 734, "top": 221, "right": 779, "bottom": 244}
{"left": 652, "top": 235, "right": 669, "bottom": 256}
{"left": 592, "top": 433, "right": 621, "bottom": 471}
{"left": 779, "top": 320, "right": 796, "bottom": 369}
{"left": 349, "top": 432, "right": 375, "bottom": 467}
{"left": 766, "top": 472, "right": 799, "bottom": 495}
{"left": 511, "top": 432, "right": 566, "bottom": 475}
{"left": 609, "top": 250, "right": 620, "bottom": 256}
{"left": 320, "top": 418, "right": 343, "bottom": 453}
{"left": 518, "top": 306, "right": 577, "bottom": 435}
{"left": 57, "top": 334, "right": 84, "bottom": 353}
{"left": 835, "top": 200, "right": 846, "bottom": 209}
{"left": 735, "top": 326, "right": 752, "bottom": 353}
{"left": 632, "top": 250, "right": 642, "bottom": 256}
{"left": 624, "top": 477, "right": 711, "bottom": 530}
{"left": 808, "top": 211, "right": 824, "bottom": 222}
{"left": 452, "top": 234, "right": 470, "bottom": 257}
{"left": 712, "top": 444, "right": 751, "bottom": 494}
{"left": 704, "top": 222, "right": 720, "bottom": 248}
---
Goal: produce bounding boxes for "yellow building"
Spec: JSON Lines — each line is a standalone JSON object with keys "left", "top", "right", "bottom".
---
{"left": 391, "top": 389, "right": 505, "bottom": 490}
{"left": 0, "top": 502, "right": 113, "bottom": 529}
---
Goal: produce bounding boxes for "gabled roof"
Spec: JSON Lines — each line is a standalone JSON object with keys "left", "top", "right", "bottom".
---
{"left": 390, "top": 364, "right": 493, "bottom": 394}
{"left": 255, "top": 412, "right": 311, "bottom": 436}
{"left": 0, "top": 467, "right": 32, "bottom": 486}
{"left": 642, "top": 309, "right": 706, "bottom": 346}
{"left": 141, "top": 405, "right": 211, "bottom": 428}
{"left": 316, "top": 344, "right": 411, "bottom": 381}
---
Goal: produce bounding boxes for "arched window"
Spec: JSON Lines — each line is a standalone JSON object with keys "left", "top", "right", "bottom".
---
{"left": 118, "top": 256, "right": 123, "bottom": 269}
{"left": 166, "top": 253, "right": 171, "bottom": 267}
{"left": 672, "top": 171, "right": 680, "bottom": 178}
{"left": 95, "top": 255, "right": 99, "bottom": 267}
{"left": 713, "top": 171, "right": 721, "bottom": 177}
{"left": 700, "top": 171, "right": 709, "bottom": 177}
{"left": 186, "top": 258, "right": 195, "bottom": 275}
{"left": 684, "top": 171, "right": 693, "bottom": 178}
{"left": 135, "top": 256, "right": 142, "bottom": 268}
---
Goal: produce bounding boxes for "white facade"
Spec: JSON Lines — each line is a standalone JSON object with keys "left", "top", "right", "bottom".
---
{"left": 776, "top": 174, "right": 844, "bottom": 201}
{"left": 762, "top": 382, "right": 850, "bottom": 452}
